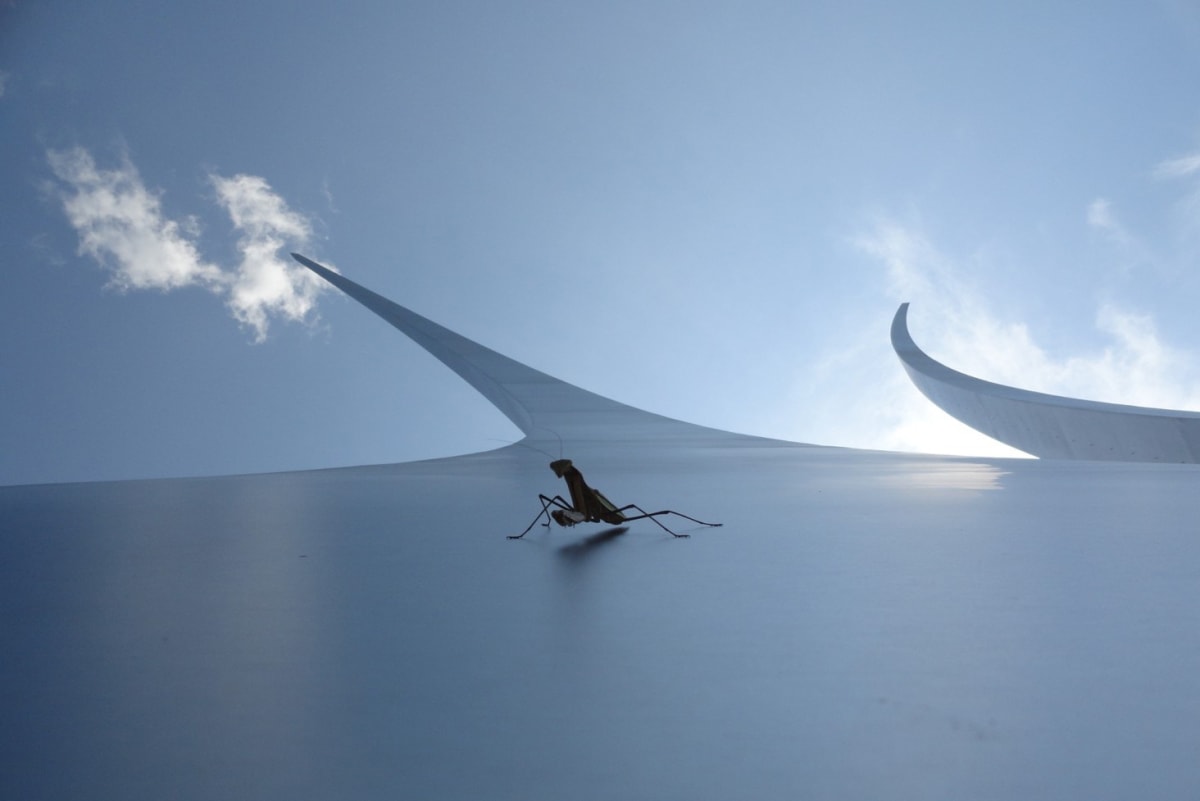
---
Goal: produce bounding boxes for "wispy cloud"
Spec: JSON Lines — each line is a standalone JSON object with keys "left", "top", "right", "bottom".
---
{"left": 1153, "top": 148, "right": 1200, "bottom": 255}
{"left": 1154, "top": 153, "right": 1200, "bottom": 179}
{"left": 47, "top": 147, "right": 329, "bottom": 341}
{"left": 321, "top": 177, "right": 339, "bottom": 214}
{"left": 1084, "top": 196, "right": 1160, "bottom": 278}
{"left": 1086, "top": 198, "right": 1133, "bottom": 247}
{"left": 813, "top": 215, "right": 1200, "bottom": 458}
{"left": 0, "top": 71, "right": 9, "bottom": 98}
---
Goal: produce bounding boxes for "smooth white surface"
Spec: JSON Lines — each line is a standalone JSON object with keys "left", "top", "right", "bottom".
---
{"left": 5, "top": 273, "right": 1200, "bottom": 799}
{"left": 6, "top": 445, "right": 1200, "bottom": 800}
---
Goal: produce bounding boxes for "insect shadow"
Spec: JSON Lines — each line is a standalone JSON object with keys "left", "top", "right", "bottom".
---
{"left": 557, "top": 526, "right": 629, "bottom": 559}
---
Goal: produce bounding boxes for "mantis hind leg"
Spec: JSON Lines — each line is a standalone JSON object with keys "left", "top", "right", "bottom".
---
{"left": 614, "top": 504, "right": 723, "bottom": 538}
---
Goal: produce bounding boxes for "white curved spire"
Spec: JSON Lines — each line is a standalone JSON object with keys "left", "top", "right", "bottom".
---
{"left": 292, "top": 253, "right": 744, "bottom": 446}
{"left": 892, "top": 302, "right": 1200, "bottom": 462}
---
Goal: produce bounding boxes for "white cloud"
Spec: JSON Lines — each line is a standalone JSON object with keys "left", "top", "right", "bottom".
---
{"left": 321, "top": 177, "right": 339, "bottom": 214}
{"left": 47, "top": 147, "right": 226, "bottom": 291}
{"left": 1154, "top": 153, "right": 1200, "bottom": 179}
{"left": 212, "top": 174, "right": 327, "bottom": 342}
{"left": 1153, "top": 148, "right": 1200, "bottom": 254}
{"left": 1085, "top": 196, "right": 1161, "bottom": 277}
{"left": 1060, "top": 305, "right": 1200, "bottom": 410}
{"left": 1086, "top": 197, "right": 1127, "bottom": 242}
{"left": 48, "top": 147, "right": 329, "bottom": 341}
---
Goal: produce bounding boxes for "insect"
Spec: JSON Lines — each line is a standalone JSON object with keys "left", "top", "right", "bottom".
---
{"left": 509, "top": 459, "right": 722, "bottom": 539}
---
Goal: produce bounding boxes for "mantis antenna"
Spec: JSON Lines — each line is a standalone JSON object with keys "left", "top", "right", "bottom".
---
{"left": 535, "top": 426, "right": 565, "bottom": 460}
{"left": 486, "top": 428, "right": 565, "bottom": 461}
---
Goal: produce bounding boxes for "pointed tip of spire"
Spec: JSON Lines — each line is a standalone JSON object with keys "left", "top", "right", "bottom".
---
{"left": 291, "top": 252, "right": 335, "bottom": 277}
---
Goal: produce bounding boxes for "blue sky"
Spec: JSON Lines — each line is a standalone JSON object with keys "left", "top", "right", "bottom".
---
{"left": 5, "top": 1, "right": 1200, "bottom": 485}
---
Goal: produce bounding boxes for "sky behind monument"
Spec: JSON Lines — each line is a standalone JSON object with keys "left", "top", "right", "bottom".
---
{"left": 6, "top": 1, "right": 1200, "bottom": 484}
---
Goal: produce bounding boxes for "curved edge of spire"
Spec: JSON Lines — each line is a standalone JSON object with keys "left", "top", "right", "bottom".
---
{"left": 891, "top": 302, "right": 1200, "bottom": 462}
{"left": 293, "top": 253, "right": 744, "bottom": 445}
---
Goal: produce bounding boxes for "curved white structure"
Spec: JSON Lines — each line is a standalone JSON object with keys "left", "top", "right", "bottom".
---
{"left": 8, "top": 262, "right": 1200, "bottom": 800}
{"left": 290, "top": 253, "right": 748, "bottom": 447}
{"left": 892, "top": 302, "right": 1200, "bottom": 462}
